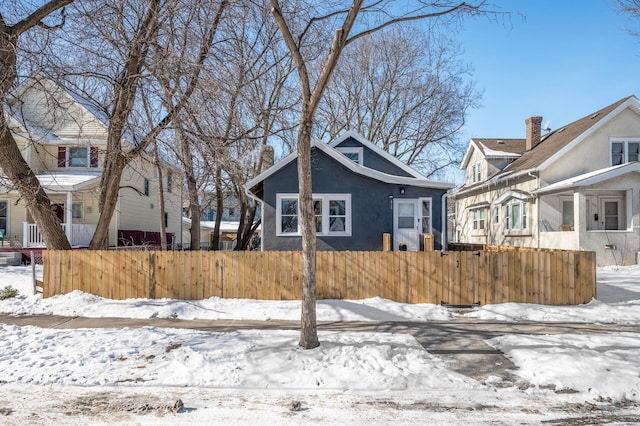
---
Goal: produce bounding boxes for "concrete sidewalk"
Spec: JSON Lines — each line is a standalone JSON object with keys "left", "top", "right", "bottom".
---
{"left": 2, "top": 313, "right": 639, "bottom": 384}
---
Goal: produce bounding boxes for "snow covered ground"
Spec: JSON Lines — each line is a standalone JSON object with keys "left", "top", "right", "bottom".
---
{"left": 0, "top": 264, "right": 639, "bottom": 425}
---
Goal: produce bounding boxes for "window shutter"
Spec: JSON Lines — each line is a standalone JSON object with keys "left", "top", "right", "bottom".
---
{"left": 90, "top": 147, "right": 99, "bottom": 168}
{"left": 57, "top": 147, "right": 66, "bottom": 167}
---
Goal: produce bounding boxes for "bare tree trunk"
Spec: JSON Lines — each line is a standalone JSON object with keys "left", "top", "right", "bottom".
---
{"left": 211, "top": 164, "right": 223, "bottom": 251}
{"left": 0, "top": 4, "right": 73, "bottom": 250}
{"left": 181, "top": 134, "right": 201, "bottom": 250}
{"left": 154, "top": 142, "right": 167, "bottom": 250}
{"left": 296, "top": 116, "right": 318, "bottom": 349}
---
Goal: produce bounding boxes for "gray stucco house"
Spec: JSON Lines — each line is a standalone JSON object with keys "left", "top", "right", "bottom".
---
{"left": 246, "top": 131, "right": 454, "bottom": 251}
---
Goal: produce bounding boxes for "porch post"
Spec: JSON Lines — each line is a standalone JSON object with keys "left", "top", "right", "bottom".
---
{"left": 575, "top": 189, "right": 586, "bottom": 249}
{"left": 66, "top": 191, "right": 73, "bottom": 244}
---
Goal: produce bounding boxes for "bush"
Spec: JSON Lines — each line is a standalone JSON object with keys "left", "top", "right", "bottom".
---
{"left": 0, "top": 286, "right": 19, "bottom": 300}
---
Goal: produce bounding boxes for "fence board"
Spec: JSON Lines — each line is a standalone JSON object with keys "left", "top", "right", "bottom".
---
{"left": 42, "top": 248, "right": 596, "bottom": 306}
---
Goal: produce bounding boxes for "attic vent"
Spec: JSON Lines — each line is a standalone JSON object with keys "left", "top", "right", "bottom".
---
{"left": 557, "top": 127, "right": 566, "bottom": 133}
{"left": 590, "top": 112, "right": 600, "bottom": 119}
{"left": 497, "top": 140, "right": 505, "bottom": 144}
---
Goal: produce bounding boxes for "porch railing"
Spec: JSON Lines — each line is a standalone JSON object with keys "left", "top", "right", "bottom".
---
{"left": 23, "top": 222, "right": 97, "bottom": 248}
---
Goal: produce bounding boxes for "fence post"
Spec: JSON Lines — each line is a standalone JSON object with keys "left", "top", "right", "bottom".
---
{"left": 423, "top": 234, "right": 433, "bottom": 251}
{"left": 383, "top": 233, "right": 391, "bottom": 251}
{"left": 31, "top": 251, "right": 36, "bottom": 295}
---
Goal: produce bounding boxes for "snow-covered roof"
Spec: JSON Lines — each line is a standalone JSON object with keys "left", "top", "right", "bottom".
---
{"left": 36, "top": 172, "right": 101, "bottom": 192}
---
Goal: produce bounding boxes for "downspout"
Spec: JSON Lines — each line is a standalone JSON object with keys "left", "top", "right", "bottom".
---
{"left": 441, "top": 192, "right": 448, "bottom": 251}
{"left": 527, "top": 171, "right": 540, "bottom": 248}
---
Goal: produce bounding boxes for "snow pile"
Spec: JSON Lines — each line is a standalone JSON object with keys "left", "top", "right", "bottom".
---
{"left": 489, "top": 333, "right": 640, "bottom": 401}
{"left": 0, "top": 324, "right": 477, "bottom": 391}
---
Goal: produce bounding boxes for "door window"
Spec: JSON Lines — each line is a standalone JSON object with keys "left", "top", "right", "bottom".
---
{"left": 603, "top": 201, "right": 620, "bottom": 230}
{"left": 397, "top": 202, "right": 415, "bottom": 229}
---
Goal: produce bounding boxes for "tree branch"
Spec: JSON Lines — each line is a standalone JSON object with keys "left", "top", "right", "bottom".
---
{"left": 11, "top": 0, "right": 74, "bottom": 36}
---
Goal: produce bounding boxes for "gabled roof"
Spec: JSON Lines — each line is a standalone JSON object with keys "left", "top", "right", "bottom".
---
{"left": 534, "top": 162, "right": 640, "bottom": 195}
{"left": 460, "top": 138, "right": 525, "bottom": 169}
{"left": 329, "top": 130, "right": 426, "bottom": 179}
{"left": 502, "top": 96, "right": 639, "bottom": 175}
{"left": 246, "top": 133, "right": 454, "bottom": 199}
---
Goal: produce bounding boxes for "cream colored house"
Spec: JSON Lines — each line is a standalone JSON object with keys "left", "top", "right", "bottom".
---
{"left": 453, "top": 96, "right": 640, "bottom": 266}
{"left": 2, "top": 77, "right": 182, "bottom": 248}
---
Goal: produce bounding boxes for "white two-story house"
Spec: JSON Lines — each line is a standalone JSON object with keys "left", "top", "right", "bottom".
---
{"left": 2, "top": 77, "right": 183, "bottom": 248}
{"left": 453, "top": 95, "right": 640, "bottom": 266}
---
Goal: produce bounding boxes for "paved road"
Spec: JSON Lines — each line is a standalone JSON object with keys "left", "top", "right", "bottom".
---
{"left": 2, "top": 313, "right": 639, "bottom": 384}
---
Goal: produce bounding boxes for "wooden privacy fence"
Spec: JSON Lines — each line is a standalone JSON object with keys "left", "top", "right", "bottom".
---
{"left": 43, "top": 249, "right": 596, "bottom": 305}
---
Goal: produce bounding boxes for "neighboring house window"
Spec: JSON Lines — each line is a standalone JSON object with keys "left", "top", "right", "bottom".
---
{"left": 472, "top": 208, "right": 486, "bottom": 230}
{"left": 492, "top": 206, "right": 499, "bottom": 224}
{"left": 143, "top": 178, "right": 150, "bottom": 196}
{"left": 276, "top": 193, "right": 351, "bottom": 236}
{"left": 505, "top": 201, "right": 528, "bottom": 230}
{"left": 167, "top": 171, "right": 173, "bottom": 193}
{"left": 0, "top": 200, "right": 7, "bottom": 237}
{"left": 228, "top": 207, "right": 235, "bottom": 217}
{"left": 164, "top": 212, "right": 169, "bottom": 228}
{"left": 57, "top": 146, "right": 99, "bottom": 168}
{"left": 610, "top": 138, "right": 640, "bottom": 165}
{"left": 336, "top": 147, "right": 363, "bottom": 165}
{"left": 562, "top": 199, "right": 574, "bottom": 227}
{"left": 470, "top": 162, "right": 482, "bottom": 183}
{"left": 421, "top": 198, "right": 432, "bottom": 234}
{"left": 72, "top": 202, "right": 83, "bottom": 220}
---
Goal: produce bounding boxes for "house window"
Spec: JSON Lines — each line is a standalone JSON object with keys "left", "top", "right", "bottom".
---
{"left": 69, "top": 147, "right": 88, "bottom": 167}
{"left": 57, "top": 146, "right": 99, "bottom": 168}
{"left": 421, "top": 198, "right": 432, "bottom": 234}
{"left": 279, "top": 197, "right": 298, "bottom": 234}
{"left": 562, "top": 200, "right": 574, "bottom": 227}
{"left": 336, "top": 147, "right": 363, "bottom": 165}
{"left": 164, "top": 212, "right": 169, "bottom": 228}
{"left": 505, "top": 201, "right": 528, "bottom": 230}
{"left": 472, "top": 208, "right": 486, "bottom": 230}
{"left": 0, "top": 200, "right": 7, "bottom": 237}
{"left": 167, "top": 171, "right": 173, "bottom": 193}
{"left": 470, "top": 162, "right": 482, "bottom": 183}
{"left": 143, "top": 178, "right": 150, "bottom": 196}
{"left": 276, "top": 193, "right": 351, "bottom": 236}
{"left": 492, "top": 206, "right": 499, "bottom": 224}
{"left": 610, "top": 138, "right": 640, "bottom": 166}
{"left": 72, "top": 202, "right": 83, "bottom": 219}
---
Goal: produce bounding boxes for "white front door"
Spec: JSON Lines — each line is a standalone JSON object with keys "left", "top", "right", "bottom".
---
{"left": 393, "top": 199, "right": 419, "bottom": 251}
{"left": 600, "top": 198, "right": 624, "bottom": 230}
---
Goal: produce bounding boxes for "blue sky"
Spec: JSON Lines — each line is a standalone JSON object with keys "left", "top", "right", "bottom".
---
{"left": 459, "top": 0, "right": 640, "bottom": 139}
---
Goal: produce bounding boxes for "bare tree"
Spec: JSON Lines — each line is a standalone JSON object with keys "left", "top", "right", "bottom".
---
{"left": 0, "top": 0, "right": 75, "bottom": 250}
{"left": 270, "top": 0, "right": 489, "bottom": 349}
{"left": 618, "top": 0, "right": 640, "bottom": 36}
{"left": 317, "top": 26, "right": 479, "bottom": 177}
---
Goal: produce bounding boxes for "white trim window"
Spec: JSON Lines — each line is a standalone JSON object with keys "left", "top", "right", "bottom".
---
{"left": 420, "top": 198, "right": 432, "bottom": 234}
{"left": 492, "top": 206, "right": 499, "bottom": 225}
{"left": 505, "top": 201, "right": 528, "bottom": 230}
{"left": 470, "top": 161, "right": 482, "bottom": 183}
{"left": 71, "top": 202, "right": 84, "bottom": 220}
{"left": 610, "top": 138, "right": 640, "bottom": 166}
{"left": 336, "top": 147, "right": 364, "bottom": 165}
{"left": 471, "top": 208, "right": 486, "bottom": 230}
{"left": 276, "top": 193, "right": 351, "bottom": 236}
{"left": 0, "top": 200, "right": 8, "bottom": 237}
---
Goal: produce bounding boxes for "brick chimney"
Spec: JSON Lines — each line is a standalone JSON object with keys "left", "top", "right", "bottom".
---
{"left": 525, "top": 116, "right": 543, "bottom": 151}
